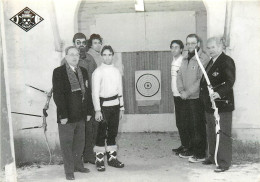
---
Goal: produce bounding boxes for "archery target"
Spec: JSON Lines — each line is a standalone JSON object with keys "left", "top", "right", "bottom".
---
{"left": 135, "top": 70, "right": 161, "bottom": 101}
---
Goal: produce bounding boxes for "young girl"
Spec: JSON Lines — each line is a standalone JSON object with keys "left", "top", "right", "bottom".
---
{"left": 92, "top": 45, "right": 124, "bottom": 171}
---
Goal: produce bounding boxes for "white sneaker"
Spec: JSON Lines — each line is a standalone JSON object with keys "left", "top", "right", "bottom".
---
{"left": 188, "top": 156, "right": 205, "bottom": 163}
{"left": 178, "top": 151, "right": 193, "bottom": 159}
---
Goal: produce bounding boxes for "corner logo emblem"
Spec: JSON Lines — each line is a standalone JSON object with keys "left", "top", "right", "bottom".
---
{"left": 10, "top": 7, "right": 44, "bottom": 32}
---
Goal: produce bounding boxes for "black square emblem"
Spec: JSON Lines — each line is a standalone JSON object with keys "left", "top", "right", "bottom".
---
{"left": 10, "top": 7, "right": 44, "bottom": 32}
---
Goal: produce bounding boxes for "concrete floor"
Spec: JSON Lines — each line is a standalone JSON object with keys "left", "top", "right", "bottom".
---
{"left": 11, "top": 133, "right": 260, "bottom": 182}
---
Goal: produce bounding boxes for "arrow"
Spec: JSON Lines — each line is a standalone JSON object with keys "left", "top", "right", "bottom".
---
{"left": 26, "top": 84, "right": 48, "bottom": 94}
{"left": 11, "top": 111, "right": 42, "bottom": 118}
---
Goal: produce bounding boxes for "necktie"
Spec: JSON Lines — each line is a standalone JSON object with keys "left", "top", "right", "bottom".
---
{"left": 74, "top": 67, "right": 79, "bottom": 80}
{"left": 74, "top": 67, "right": 78, "bottom": 74}
{"left": 206, "top": 59, "right": 213, "bottom": 72}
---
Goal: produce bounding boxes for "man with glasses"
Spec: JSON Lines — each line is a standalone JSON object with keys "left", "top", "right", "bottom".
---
{"left": 53, "top": 46, "right": 94, "bottom": 180}
{"left": 73, "top": 33, "right": 97, "bottom": 86}
{"left": 61, "top": 33, "right": 97, "bottom": 84}
{"left": 177, "top": 34, "right": 210, "bottom": 163}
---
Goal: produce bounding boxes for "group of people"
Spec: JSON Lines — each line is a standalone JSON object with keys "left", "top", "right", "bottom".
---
{"left": 52, "top": 33, "right": 124, "bottom": 180}
{"left": 171, "top": 34, "right": 235, "bottom": 173}
{"left": 52, "top": 32, "right": 236, "bottom": 180}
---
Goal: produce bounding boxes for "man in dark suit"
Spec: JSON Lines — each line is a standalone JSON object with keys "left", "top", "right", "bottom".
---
{"left": 52, "top": 46, "right": 94, "bottom": 180}
{"left": 60, "top": 33, "right": 99, "bottom": 164}
{"left": 200, "top": 37, "right": 236, "bottom": 172}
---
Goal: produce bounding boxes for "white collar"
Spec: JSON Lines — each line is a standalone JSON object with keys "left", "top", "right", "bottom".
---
{"left": 69, "top": 65, "right": 76, "bottom": 72}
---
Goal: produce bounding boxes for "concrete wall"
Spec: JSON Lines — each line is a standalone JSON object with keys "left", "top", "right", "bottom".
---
{"left": 2, "top": 0, "right": 81, "bottom": 164}
{"left": 229, "top": 1, "right": 260, "bottom": 141}
{"left": 2, "top": 0, "right": 260, "bottom": 163}
{"left": 203, "top": 0, "right": 260, "bottom": 141}
{"left": 89, "top": 11, "right": 196, "bottom": 52}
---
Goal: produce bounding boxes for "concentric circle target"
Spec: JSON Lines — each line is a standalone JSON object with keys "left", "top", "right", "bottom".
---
{"left": 136, "top": 74, "right": 160, "bottom": 97}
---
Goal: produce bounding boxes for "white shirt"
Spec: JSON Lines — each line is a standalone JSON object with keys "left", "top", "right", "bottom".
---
{"left": 92, "top": 63, "right": 124, "bottom": 111}
{"left": 171, "top": 55, "right": 183, "bottom": 96}
{"left": 69, "top": 65, "right": 76, "bottom": 72}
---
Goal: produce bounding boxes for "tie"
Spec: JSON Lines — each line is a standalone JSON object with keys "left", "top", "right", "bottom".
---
{"left": 74, "top": 67, "right": 78, "bottom": 74}
{"left": 206, "top": 59, "right": 213, "bottom": 72}
{"left": 74, "top": 67, "right": 79, "bottom": 80}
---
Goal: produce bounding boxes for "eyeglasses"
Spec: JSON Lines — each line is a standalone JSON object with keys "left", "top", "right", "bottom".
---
{"left": 76, "top": 40, "right": 86, "bottom": 46}
{"left": 186, "top": 42, "right": 197, "bottom": 46}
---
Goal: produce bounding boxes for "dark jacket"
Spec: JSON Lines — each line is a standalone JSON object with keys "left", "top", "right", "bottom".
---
{"left": 52, "top": 64, "right": 94, "bottom": 123}
{"left": 200, "top": 52, "right": 236, "bottom": 113}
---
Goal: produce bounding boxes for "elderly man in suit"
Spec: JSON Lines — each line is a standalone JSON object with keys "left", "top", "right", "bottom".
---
{"left": 60, "top": 33, "right": 101, "bottom": 165}
{"left": 200, "top": 36, "right": 236, "bottom": 172}
{"left": 52, "top": 46, "right": 94, "bottom": 180}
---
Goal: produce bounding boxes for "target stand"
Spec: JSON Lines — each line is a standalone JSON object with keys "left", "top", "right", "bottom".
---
{"left": 135, "top": 70, "right": 161, "bottom": 106}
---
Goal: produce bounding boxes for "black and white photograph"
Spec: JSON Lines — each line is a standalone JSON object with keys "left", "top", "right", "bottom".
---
{"left": 1, "top": 0, "right": 260, "bottom": 181}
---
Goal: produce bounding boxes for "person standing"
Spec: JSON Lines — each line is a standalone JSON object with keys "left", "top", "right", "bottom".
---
{"left": 52, "top": 46, "right": 94, "bottom": 180}
{"left": 87, "top": 34, "right": 103, "bottom": 67}
{"left": 200, "top": 37, "right": 235, "bottom": 172}
{"left": 177, "top": 34, "right": 210, "bottom": 162}
{"left": 61, "top": 33, "right": 99, "bottom": 164}
{"left": 72, "top": 33, "right": 99, "bottom": 164}
{"left": 92, "top": 45, "right": 125, "bottom": 172}
{"left": 72, "top": 33, "right": 97, "bottom": 89}
{"left": 170, "top": 40, "right": 188, "bottom": 155}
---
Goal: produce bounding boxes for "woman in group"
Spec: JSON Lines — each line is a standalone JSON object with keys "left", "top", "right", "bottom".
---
{"left": 92, "top": 45, "right": 125, "bottom": 172}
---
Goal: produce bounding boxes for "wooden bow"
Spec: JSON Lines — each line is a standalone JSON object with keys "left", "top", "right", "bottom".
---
{"left": 195, "top": 50, "right": 220, "bottom": 167}
{"left": 13, "top": 85, "right": 53, "bottom": 165}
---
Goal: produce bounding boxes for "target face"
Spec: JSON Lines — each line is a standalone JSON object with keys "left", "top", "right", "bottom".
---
{"left": 136, "top": 73, "right": 160, "bottom": 97}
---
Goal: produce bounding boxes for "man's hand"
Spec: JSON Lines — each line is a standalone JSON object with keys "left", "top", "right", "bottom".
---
{"left": 95, "top": 111, "right": 103, "bottom": 122}
{"left": 210, "top": 92, "right": 221, "bottom": 100}
{"left": 119, "top": 110, "right": 124, "bottom": 120}
{"left": 86, "top": 115, "right": 92, "bottom": 122}
{"left": 60, "top": 118, "right": 68, "bottom": 125}
{"left": 180, "top": 91, "right": 189, "bottom": 100}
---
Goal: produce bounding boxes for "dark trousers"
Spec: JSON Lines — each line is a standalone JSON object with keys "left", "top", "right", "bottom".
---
{"left": 174, "top": 96, "right": 191, "bottom": 148}
{"left": 96, "top": 105, "right": 120, "bottom": 147}
{"left": 184, "top": 99, "right": 206, "bottom": 157}
{"left": 205, "top": 112, "right": 232, "bottom": 168}
{"left": 83, "top": 117, "right": 98, "bottom": 160}
{"left": 58, "top": 120, "right": 85, "bottom": 174}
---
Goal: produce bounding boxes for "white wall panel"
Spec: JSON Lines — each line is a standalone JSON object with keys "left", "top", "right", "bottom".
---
{"left": 92, "top": 11, "right": 196, "bottom": 52}
{"left": 145, "top": 11, "right": 196, "bottom": 51}
{"left": 93, "top": 13, "right": 146, "bottom": 52}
